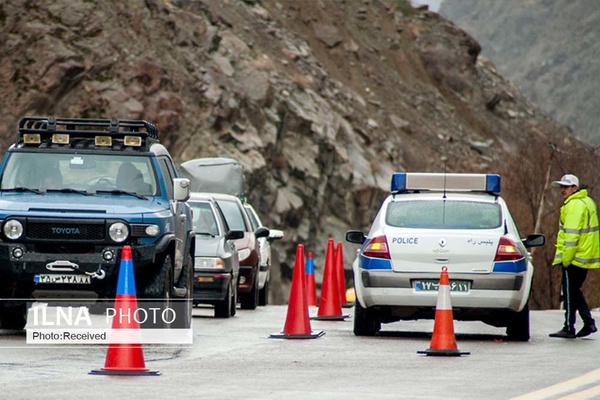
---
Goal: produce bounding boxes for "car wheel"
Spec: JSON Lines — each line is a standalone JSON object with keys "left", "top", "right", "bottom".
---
{"left": 230, "top": 276, "right": 238, "bottom": 317}
{"left": 0, "top": 302, "right": 27, "bottom": 330}
{"left": 258, "top": 278, "right": 269, "bottom": 306}
{"left": 240, "top": 271, "right": 259, "bottom": 310}
{"left": 171, "top": 253, "right": 193, "bottom": 329}
{"left": 353, "top": 299, "right": 380, "bottom": 336}
{"left": 214, "top": 280, "right": 233, "bottom": 319}
{"left": 142, "top": 253, "right": 173, "bottom": 328}
{"left": 506, "top": 303, "right": 530, "bottom": 342}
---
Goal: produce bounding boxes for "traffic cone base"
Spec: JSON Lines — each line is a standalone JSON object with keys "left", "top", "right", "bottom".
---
{"left": 418, "top": 266, "right": 469, "bottom": 357}
{"left": 310, "top": 314, "right": 350, "bottom": 321}
{"left": 269, "top": 330, "right": 325, "bottom": 339}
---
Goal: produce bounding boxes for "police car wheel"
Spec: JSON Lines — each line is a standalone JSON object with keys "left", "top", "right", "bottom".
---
{"left": 353, "top": 299, "right": 380, "bottom": 336}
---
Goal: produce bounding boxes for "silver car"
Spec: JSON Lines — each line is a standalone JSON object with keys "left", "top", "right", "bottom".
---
{"left": 346, "top": 173, "right": 545, "bottom": 341}
{"left": 243, "top": 203, "right": 284, "bottom": 306}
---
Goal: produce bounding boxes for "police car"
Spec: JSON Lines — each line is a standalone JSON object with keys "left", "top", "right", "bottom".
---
{"left": 346, "top": 173, "right": 545, "bottom": 341}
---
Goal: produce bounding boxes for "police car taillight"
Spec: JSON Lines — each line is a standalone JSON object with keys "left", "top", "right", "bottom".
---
{"left": 494, "top": 237, "right": 524, "bottom": 261}
{"left": 362, "top": 235, "right": 391, "bottom": 259}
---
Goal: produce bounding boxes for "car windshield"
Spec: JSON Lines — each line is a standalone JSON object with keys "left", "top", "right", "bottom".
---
{"left": 216, "top": 199, "right": 248, "bottom": 231}
{"left": 386, "top": 200, "right": 502, "bottom": 229}
{"left": 190, "top": 202, "right": 219, "bottom": 236}
{"left": 0, "top": 152, "right": 158, "bottom": 196}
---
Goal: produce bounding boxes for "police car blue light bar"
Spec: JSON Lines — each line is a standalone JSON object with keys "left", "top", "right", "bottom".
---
{"left": 391, "top": 173, "right": 501, "bottom": 193}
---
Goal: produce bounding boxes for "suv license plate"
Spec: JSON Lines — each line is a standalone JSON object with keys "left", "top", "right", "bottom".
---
{"left": 415, "top": 280, "right": 470, "bottom": 292}
{"left": 34, "top": 274, "right": 91, "bottom": 285}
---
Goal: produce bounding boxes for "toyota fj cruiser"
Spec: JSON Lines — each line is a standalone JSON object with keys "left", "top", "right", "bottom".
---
{"left": 0, "top": 117, "right": 195, "bottom": 330}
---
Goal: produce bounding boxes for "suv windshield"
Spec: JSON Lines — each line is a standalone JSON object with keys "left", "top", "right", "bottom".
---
{"left": 386, "top": 200, "right": 501, "bottom": 229}
{"left": 0, "top": 152, "right": 158, "bottom": 196}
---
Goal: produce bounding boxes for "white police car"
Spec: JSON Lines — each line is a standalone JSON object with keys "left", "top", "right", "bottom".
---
{"left": 346, "top": 173, "right": 545, "bottom": 341}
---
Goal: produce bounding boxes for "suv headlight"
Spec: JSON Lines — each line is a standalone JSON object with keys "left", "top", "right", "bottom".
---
{"left": 238, "top": 248, "right": 251, "bottom": 261}
{"left": 3, "top": 220, "right": 23, "bottom": 240}
{"left": 109, "top": 222, "right": 129, "bottom": 243}
{"left": 195, "top": 257, "right": 224, "bottom": 270}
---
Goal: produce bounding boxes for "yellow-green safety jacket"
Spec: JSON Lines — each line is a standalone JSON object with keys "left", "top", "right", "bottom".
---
{"left": 553, "top": 189, "right": 600, "bottom": 269}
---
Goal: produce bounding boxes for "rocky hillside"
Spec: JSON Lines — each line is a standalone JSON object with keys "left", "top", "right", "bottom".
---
{"left": 440, "top": 0, "right": 600, "bottom": 146}
{"left": 1, "top": 0, "right": 599, "bottom": 307}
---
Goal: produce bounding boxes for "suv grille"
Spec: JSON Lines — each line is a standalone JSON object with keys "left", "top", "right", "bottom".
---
{"left": 26, "top": 219, "right": 105, "bottom": 241}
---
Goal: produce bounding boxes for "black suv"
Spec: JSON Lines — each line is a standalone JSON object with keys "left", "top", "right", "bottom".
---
{"left": 0, "top": 117, "right": 195, "bottom": 329}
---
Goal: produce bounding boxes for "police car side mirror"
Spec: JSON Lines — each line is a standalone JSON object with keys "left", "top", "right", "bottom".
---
{"left": 346, "top": 230, "right": 366, "bottom": 244}
{"left": 174, "top": 178, "right": 190, "bottom": 201}
{"left": 522, "top": 234, "right": 545, "bottom": 248}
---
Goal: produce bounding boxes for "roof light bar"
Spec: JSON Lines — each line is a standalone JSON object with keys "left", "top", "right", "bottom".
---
{"left": 391, "top": 173, "right": 501, "bottom": 194}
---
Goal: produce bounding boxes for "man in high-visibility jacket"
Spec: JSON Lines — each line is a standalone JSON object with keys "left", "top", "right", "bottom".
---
{"left": 550, "top": 174, "right": 600, "bottom": 339}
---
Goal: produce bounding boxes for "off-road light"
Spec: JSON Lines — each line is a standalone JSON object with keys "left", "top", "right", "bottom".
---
{"left": 95, "top": 136, "right": 112, "bottom": 146}
{"left": 23, "top": 134, "right": 41, "bottom": 144}
{"left": 145, "top": 225, "right": 159, "bottom": 236}
{"left": 124, "top": 136, "right": 142, "bottom": 146}
{"left": 52, "top": 134, "right": 69, "bottom": 144}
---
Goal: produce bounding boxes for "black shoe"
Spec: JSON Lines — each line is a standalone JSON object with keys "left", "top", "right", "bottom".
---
{"left": 549, "top": 328, "right": 576, "bottom": 339}
{"left": 576, "top": 324, "right": 598, "bottom": 338}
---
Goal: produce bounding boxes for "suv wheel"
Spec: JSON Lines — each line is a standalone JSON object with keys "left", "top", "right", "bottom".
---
{"left": 506, "top": 303, "right": 530, "bottom": 342}
{"left": 353, "top": 299, "right": 380, "bottom": 336}
{"left": 142, "top": 253, "right": 173, "bottom": 328}
{"left": 172, "top": 253, "right": 193, "bottom": 328}
{"left": 240, "top": 271, "right": 259, "bottom": 310}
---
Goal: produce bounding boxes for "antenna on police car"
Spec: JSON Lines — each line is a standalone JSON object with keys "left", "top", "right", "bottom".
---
{"left": 441, "top": 156, "right": 448, "bottom": 199}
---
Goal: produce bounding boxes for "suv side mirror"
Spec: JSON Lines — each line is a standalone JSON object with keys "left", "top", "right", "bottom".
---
{"left": 346, "top": 230, "right": 366, "bottom": 244}
{"left": 174, "top": 178, "right": 190, "bottom": 201}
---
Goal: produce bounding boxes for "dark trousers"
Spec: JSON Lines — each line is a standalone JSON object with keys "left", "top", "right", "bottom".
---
{"left": 561, "top": 265, "right": 595, "bottom": 330}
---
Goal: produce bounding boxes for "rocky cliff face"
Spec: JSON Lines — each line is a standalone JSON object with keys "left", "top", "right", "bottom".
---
{"left": 440, "top": 0, "right": 600, "bottom": 146}
{"left": 1, "top": 0, "right": 598, "bottom": 307}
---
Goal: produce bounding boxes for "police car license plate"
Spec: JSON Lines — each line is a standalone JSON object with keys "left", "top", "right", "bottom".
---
{"left": 415, "top": 280, "right": 470, "bottom": 292}
{"left": 34, "top": 274, "right": 91, "bottom": 284}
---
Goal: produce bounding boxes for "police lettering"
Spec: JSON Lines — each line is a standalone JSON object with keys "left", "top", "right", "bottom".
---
{"left": 391, "top": 237, "right": 419, "bottom": 245}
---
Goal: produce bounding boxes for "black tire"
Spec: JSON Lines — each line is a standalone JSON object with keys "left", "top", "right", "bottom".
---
{"left": 258, "top": 278, "right": 269, "bottom": 306}
{"left": 172, "top": 253, "right": 193, "bottom": 329}
{"left": 230, "top": 276, "right": 238, "bottom": 317}
{"left": 214, "top": 280, "right": 233, "bottom": 319}
{"left": 353, "top": 299, "right": 380, "bottom": 336}
{"left": 0, "top": 302, "right": 27, "bottom": 330}
{"left": 141, "top": 253, "right": 173, "bottom": 328}
{"left": 240, "top": 271, "right": 259, "bottom": 310}
{"left": 506, "top": 303, "right": 530, "bottom": 342}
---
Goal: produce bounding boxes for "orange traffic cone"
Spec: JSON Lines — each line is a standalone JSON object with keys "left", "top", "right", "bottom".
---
{"left": 335, "top": 242, "right": 353, "bottom": 308}
{"left": 90, "top": 246, "right": 160, "bottom": 375}
{"left": 418, "top": 266, "right": 469, "bottom": 356}
{"left": 305, "top": 252, "right": 318, "bottom": 307}
{"left": 270, "top": 244, "right": 324, "bottom": 339}
{"left": 312, "top": 238, "right": 349, "bottom": 321}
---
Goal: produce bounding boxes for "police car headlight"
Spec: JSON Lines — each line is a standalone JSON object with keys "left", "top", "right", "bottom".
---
{"left": 109, "top": 222, "right": 129, "bottom": 243}
{"left": 3, "top": 220, "right": 23, "bottom": 240}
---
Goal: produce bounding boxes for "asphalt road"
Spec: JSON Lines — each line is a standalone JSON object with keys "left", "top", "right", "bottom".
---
{"left": 1, "top": 304, "right": 600, "bottom": 400}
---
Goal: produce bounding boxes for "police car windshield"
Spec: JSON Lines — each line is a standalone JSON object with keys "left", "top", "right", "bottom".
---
{"left": 386, "top": 200, "right": 501, "bottom": 229}
{"left": 0, "top": 152, "right": 158, "bottom": 196}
